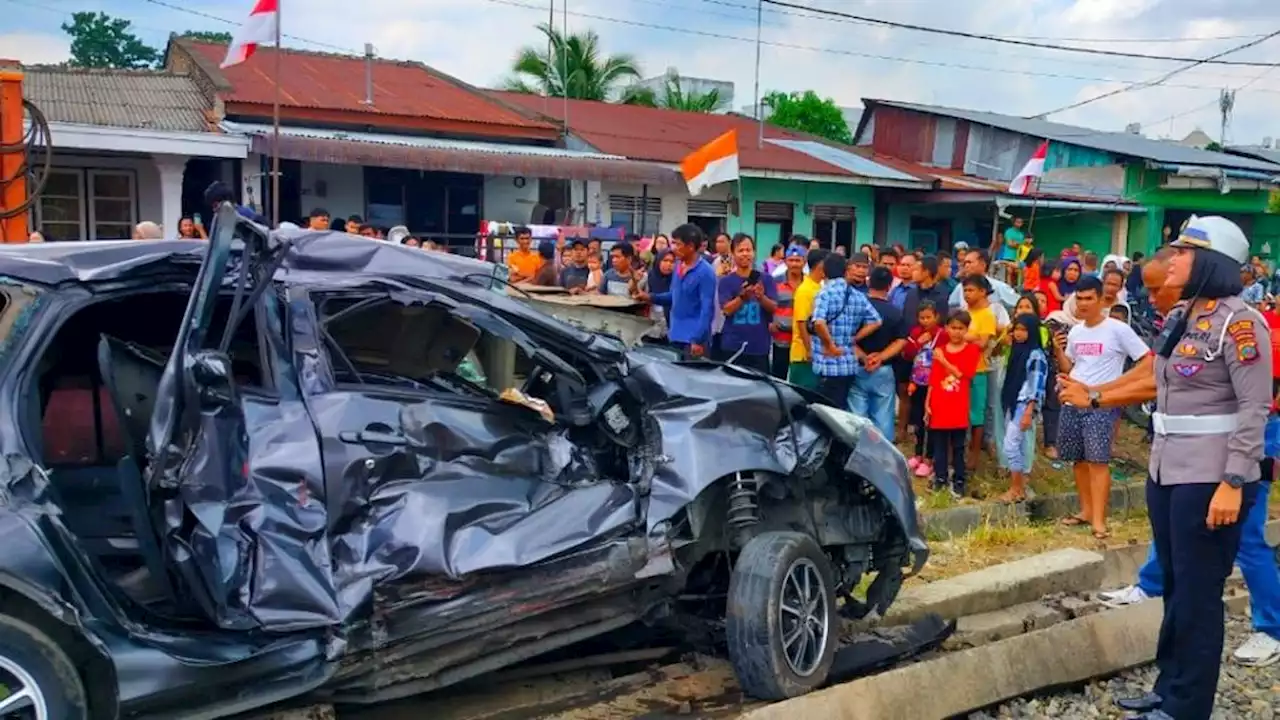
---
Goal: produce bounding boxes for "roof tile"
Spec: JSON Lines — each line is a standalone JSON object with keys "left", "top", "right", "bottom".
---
{"left": 21, "top": 67, "right": 212, "bottom": 133}
{"left": 186, "top": 41, "right": 554, "bottom": 131}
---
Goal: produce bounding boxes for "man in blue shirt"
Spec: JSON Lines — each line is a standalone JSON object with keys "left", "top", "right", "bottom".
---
{"left": 811, "top": 253, "right": 882, "bottom": 408}
{"left": 639, "top": 223, "right": 716, "bottom": 359}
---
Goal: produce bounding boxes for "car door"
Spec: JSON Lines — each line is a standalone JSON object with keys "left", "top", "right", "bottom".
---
{"left": 145, "top": 204, "right": 336, "bottom": 632}
{"left": 289, "top": 284, "right": 647, "bottom": 643}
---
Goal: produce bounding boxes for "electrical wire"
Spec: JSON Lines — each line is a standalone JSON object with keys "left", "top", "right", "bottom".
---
{"left": 1034, "top": 27, "right": 1280, "bottom": 117}
{"left": 0, "top": 100, "right": 53, "bottom": 236}
{"left": 479, "top": 0, "right": 1280, "bottom": 96}
{"left": 758, "top": 0, "right": 1280, "bottom": 67}
{"left": 695, "top": 0, "right": 1269, "bottom": 45}
{"left": 132, "top": 0, "right": 355, "bottom": 53}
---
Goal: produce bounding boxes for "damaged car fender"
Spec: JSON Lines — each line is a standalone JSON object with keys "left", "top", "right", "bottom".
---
{"left": 807, "top": 404, "right": 928, "bottom": 573}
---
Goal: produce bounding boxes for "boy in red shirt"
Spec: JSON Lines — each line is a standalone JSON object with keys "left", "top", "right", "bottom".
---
{"left": 926, "top": 310, "right": 982, "bottom": 497}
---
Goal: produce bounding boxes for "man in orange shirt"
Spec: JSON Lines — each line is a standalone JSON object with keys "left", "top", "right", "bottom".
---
{"left": 506, "top": 226, "right": 542, "bottom": 283}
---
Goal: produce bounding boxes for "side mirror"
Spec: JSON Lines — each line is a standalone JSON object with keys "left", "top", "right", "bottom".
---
{"left": 189, "top": 349, "right": 237, "bottom": 408}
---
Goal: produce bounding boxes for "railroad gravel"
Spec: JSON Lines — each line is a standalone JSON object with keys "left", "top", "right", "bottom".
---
{"left": 970, "top": 616, "right": 1280, "bottom": 720}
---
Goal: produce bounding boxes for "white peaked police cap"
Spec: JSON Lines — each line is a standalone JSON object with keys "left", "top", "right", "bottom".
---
{"left": 1171, "top": 215, "right": 1249, "bottom": 265}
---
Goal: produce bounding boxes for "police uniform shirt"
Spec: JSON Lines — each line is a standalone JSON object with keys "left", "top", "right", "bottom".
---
{"left": 1150, "top": 295, "right": 1273, "bottom": 485}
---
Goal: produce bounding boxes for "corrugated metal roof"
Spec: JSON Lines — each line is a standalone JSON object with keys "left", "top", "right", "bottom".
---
{"left": 867, "top": 99, "right": 1280, "bottom": 174}
{"left": 766, "top": 139, "right": 921, "bottom": 182}
{"left": 21, "top": 67, "right": 213, "bottom": 133}
{"left": 1227, "top": 145, "right": 1280, "bottom": 166}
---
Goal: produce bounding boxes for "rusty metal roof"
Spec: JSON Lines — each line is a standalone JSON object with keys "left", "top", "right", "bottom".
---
{"left": 21, "top": 66, "right": 213, "bottom": 133}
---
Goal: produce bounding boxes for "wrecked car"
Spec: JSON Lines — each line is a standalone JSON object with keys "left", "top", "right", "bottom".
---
{"left": 0, "top": 205, "right": 926, "bottom": 719}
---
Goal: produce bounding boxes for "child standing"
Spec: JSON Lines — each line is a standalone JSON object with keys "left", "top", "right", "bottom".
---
{"left": 999, "top": 313, "right": 1048, "bottom": 503}
{"left": 906, "top": 301, "right": 942, "bottom": 478}
{"left": 926, "top": 310, "right": 982, "bottom": 497}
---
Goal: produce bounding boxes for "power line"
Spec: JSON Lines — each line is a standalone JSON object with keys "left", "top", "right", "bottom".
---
{"left": 758, "top": 0, "right": 1280, "bottom": 67}
{"left": 478, "top": 0, "right": 1280, "bottom": 96}
{"left": 133, "top": 0, "right": 353, "bottom": 52}
{"left": 617, "top": 0, "right": 1270, "bottom": 82}
{"left": 1140, "top": 65, "right": 1280, "bottom": 131}
{"left": 1034, "top": 28, "right": 1280, "bottom": 117}
{"left": 696, "top": 0, "right": 1268, "bottom": 45}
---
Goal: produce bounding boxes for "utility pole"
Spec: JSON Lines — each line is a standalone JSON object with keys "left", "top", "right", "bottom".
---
{"left": 1218, "top": 88, "right": 1236, "bottom": 146}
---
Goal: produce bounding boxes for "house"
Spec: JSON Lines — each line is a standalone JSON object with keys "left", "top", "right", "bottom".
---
{"left": 491, "top": 91, "right": 932, "bottom": 254}
{"left": 20, "top": 65, "right": 250, "bottom": 241}
{"left": 163, "top": 38, "right": 677, "bottom": 240}
{"left": 855, "top": 99, "right": 1280, "bottom": 258}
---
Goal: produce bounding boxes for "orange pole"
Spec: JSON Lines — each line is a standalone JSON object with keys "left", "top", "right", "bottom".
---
{"left": 0, "top": 66, "right": 28, "bottom": 243}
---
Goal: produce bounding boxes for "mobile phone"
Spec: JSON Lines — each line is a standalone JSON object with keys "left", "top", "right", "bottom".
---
{"left": 194, "top": 213, "right": 203, "bottom": 226}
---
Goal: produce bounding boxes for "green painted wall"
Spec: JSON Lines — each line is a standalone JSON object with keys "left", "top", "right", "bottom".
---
{"left": 1028, "top": 210, "right": 1113, "bottom": 259}
{"left": 1124, "top": 166, "right": 1273, "bottom": 255}
{"left": 731, "top": 177, "right": 875, "bottom": 255}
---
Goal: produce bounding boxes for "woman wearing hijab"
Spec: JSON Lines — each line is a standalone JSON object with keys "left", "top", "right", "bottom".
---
{"left": 639, "top": 250, "right": 676, "bottom": 341}
{"left": 1057, "top": 257, "right": 1082, "bottom": 299}
{"left": 1060, "top": 216, "right": 1271, "bottom": 720}
{"left": 998, "top": 311, "right": 1047, "bottom": 503}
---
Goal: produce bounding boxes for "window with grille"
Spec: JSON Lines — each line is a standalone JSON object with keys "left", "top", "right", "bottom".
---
{"left": 754, "top": 201, "right": 794, "bottom": 220}
{"left": 687, "top": 199, "right": 728, "bottom": 236}
{"left": 608, "top": 195, "right": 662, "bottom": 235}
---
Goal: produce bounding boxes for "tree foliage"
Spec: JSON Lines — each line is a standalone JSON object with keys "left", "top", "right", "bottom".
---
{"left": 762, "top": 90, "right": 853, "bottom": 144}
{"left": 502, "top": 23, "right": 647, "bottom": 103}
{"left": 61, "top": 12, "right": 159, "bottom": 69}
{"left": 626, "top": 70, "right": 721, "bottom": 112}
{"left": 181, "top": 30, "right": 233, "bottom": 44}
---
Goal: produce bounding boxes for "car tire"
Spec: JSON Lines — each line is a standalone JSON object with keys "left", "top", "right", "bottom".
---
{"left": 726, "top": 531, "right": 838, "bottom": 701}
{"left": 0, "top": 614, "right": 88, "bottom": 719}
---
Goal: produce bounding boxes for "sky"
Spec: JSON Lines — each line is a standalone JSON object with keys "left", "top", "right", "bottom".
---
{"left": 3, "top": 0, "right": 1280, "bottom": 146}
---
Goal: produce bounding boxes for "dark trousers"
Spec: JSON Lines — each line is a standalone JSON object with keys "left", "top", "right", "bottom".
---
{"left": 1148, "top": 478, "right": 1258, "bottom": 720}
{"left": 817, "top": 374, "right": 854, "bottom": 409}
{"left": 1041, "top": 385, "right": 1061, "bottom": 448}
{"left": 931, "top": 428, "right": 967, "bottom": 493}
{"left": 770, "top": 343, "right": 790, "bottom": 380}
{"left": 908, "top": 390, "right": 928, "bottom": 457}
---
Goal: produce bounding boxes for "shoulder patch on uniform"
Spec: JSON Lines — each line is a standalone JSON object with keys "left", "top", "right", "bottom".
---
{"left": 1172, "top": 362, "right": 1204, "bottom": 378}
{"left": 1232, "top": 318, "right": 1261, "bottom": 365}
{"left": 1238, "top": 343, "right": 1260, "bottom": 364}
{"left": 1204, "top": 299, "right": 1218, "bottom": 313}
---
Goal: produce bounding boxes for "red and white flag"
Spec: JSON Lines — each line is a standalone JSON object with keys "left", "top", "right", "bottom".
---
{"left": 221, "top": 0, "right": 279, "bottom": 69}
{"left": 1008, "top": 140, "right": 1048, "bottom": 195}
{"left": 680, "top": 130, "right": 740, "bottom": 197}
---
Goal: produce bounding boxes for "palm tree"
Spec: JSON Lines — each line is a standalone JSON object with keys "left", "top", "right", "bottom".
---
{"left": 620, "top": 71, "right": 721, "bottom": 112}
{"left": 502, "top": 23, "right": 646, "bottom": 103}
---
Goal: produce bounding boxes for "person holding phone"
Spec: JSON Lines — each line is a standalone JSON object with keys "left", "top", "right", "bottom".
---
{"left": 717, "top": 233, "right": 778, "bottom": 372}
{"left": 178, "top": 215, "right": 207, "bottom": 241}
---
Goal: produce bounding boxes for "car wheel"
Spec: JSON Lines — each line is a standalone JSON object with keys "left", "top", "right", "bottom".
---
{"left": 726, "top": 532, "right": 838, "bottom": 700}
{"left": 0, "top": 614, "right": 87, "bottom": 720}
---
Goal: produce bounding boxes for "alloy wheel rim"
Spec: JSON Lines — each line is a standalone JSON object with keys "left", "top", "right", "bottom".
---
{"left": 778, "top": 557, "right": 830, "bottom": 677}
{"left": 0, "top": 654, "right": 48, "bottom": 720}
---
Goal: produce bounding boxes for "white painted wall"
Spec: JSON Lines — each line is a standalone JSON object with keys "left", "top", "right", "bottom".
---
{"left": 38, "top": 153, "right": 161, "bottom": 239}
{"left": 299, "top": 162, "right": 365, "bottom": 220}
{"left": 483, "top": 175, "right": 540, "bottom": 223}
{"left": 600, "top": 182, "right": 728, "bottom": 234}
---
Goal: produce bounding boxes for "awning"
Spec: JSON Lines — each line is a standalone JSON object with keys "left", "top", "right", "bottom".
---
{"left": 229, "top": 123, "right": 681, "bottom": 185}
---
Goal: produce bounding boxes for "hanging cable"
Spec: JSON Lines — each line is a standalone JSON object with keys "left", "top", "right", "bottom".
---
{"left": 0, "top": 99, "right": 53, "bottom": 245}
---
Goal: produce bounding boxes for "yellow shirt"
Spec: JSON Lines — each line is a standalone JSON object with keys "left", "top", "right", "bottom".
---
{"left": 789, "top": 276, "right": 822, "bottom": 363}
{"left": 969, "top": 305, "right": 997, "bottom": 372}
{"left": 507, "top": 248, "right": 543, "bottom": 282}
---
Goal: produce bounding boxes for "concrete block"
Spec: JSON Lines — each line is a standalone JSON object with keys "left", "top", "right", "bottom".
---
{"left": 947, "top": 601, "right": 1068, "bottom": 650}
{"left": 740, "top": 601, "right": 1164, "bottom": 720}
{"left": 1225, "top": 589, "right": 1251, "bottom": 617}
{"left": 1024, "top": 601, "right": 1069, "bottom": 631}
{"left": 921, "top": 502, "right": 1026, "bottom": 539}
{"left": 1057, "top": 595, "right": 1102, "bottom": 619}
{"left": 1099, "top": 543, "right": 1151, "bottom": 590}
{"left": 884, "top": 548, "right": 1105, "bottom": 626}
{"left": 1027, "top": 484, "right": 1145, "bottom": 522}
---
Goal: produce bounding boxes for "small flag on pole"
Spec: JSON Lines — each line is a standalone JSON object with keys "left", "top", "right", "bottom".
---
{"left": 681, "top": 130, "right": 740, "bottom": 197}
{"left": 1008, "top": 140, "right": 1048, "bottom": 196}
{"left": 222, "top": 0, "right": 280, "bottom": 69}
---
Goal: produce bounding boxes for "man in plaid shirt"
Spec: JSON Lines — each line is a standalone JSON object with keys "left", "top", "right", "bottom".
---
{"left": 810, "top": 253, "right": 883, "bottom": 408}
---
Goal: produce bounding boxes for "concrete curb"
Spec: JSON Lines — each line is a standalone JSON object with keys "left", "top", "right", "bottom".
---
{"left": 743, "top": 601, "right": 1164, "bottom": 720}
{"left": 883, "top": 548, "right": 1104, "bottom": 626}
{"left": 921, "top": 483, "right": 1147, "bottom": 538}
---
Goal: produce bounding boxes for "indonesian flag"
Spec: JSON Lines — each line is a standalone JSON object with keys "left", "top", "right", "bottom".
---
{"left": 681, "top": 130, "right": 740, "bottom": 197}
{"left": 1008, "top": 140, "right": 1048, "bottom": 195}
{"left": 221, "top": 0, "right": 279, "bottom": 69}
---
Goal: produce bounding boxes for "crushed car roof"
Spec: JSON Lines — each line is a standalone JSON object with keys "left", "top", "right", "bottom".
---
{"left": 0, "top": 231, "right": 497, "bottom": 286}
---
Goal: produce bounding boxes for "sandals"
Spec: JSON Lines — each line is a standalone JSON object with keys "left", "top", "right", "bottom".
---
{"left": 996, "top": 491, "right": 1027, "bottom": 504}
{"left": 1060, "top": 515, "right": 1089, "bottom": 527}
{"left": 1092, "top": 528, "right": 1111, "bottom": 541}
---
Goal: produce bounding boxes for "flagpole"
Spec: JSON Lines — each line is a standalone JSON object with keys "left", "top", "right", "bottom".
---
{"left": 753, "top": 0, "right": 763, "bottom": 149}
{"left": 270, "top": 1, "right": 282, "bottom": 227}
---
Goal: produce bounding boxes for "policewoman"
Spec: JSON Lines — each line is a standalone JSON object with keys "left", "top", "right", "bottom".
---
{"left": 1114, "top": 216, "right": 1271, "bottom": 720}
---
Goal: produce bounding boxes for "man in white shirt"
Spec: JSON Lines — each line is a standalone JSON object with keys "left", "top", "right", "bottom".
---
{"left": 949, "top": 248, "right": 1020, "bottom": 314}
{"left": 1051, "top": 275, "right": 1152, "bottom": 540}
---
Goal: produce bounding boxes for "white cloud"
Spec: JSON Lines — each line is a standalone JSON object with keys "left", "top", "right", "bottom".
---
{"left": 0, "top": 32, "right": 71, "bottom": 65}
